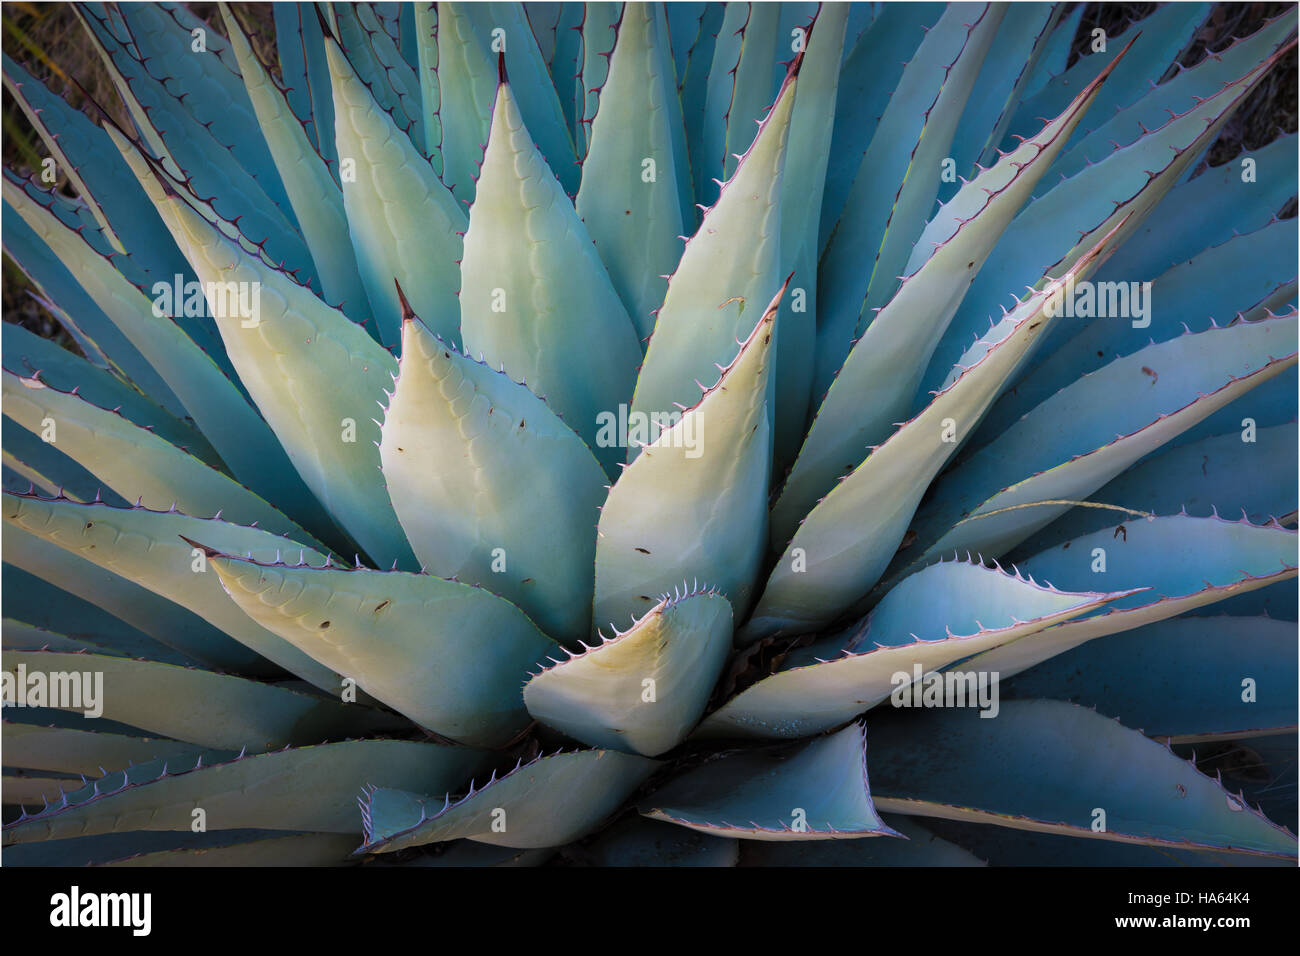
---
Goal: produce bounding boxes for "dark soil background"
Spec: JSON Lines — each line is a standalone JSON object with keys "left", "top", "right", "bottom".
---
{"left": 1, "top": 2, "right": 1296, "bottom": 339}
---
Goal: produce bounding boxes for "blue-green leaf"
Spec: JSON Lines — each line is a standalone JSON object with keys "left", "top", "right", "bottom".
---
{"left": 433, "top": 2, "right": 495, "bottom": 204}
{"left": 1005, "top": 616, "right": 1297, "bottom": 743}
{"left": 2, "top": 322, "right": 216, "bottom": 467}
{"left": 152, "top": 186, "right": 416, "bottom": 569}
{"left": 629, "top": 70, "right": 794, "bottom": 447}
{"left": 642, "top": 722, "right": 894, "bottom": 840}
{"left": 784, "top": 49, "right": 1125, "bottom": 535}
{"left": 816, "top": 3, "right": 1002, "bottom": 388}
{"left": 1, "top": 651, "right": 402, "bottom": 752}
{"left": 104, "top": 832, "right": 358, "bottom": 867}
{"left": 817, "top": 3, "right": 946, "bottom": 253}
{"left": 1002, "top": 3, "right": 1214, "bottom": 153}
{"left": 567, "top": 815, "right": 738, "bottom": 866}
{"left": 924, "top": 39, "right": 1293, "bottom": 399}
{"left": 359, "top": 748, "right": 657, "bottom": 851}
{"left": 3, "top": 723, "right": 197, "bottom": 777}
{"left": 773, "top": 2, "right": 848, "bottom": 469}
{"left": 459, "top": 78, "right": 642, "bottom": 478}
{"left": 575, "top": 3, "right": 687, "bottom": 340}
{"left": 1013, "top": 423, "right": 1298, "bottom": 555}
{"left": 2, "top": 740, "right": 488, "bottom": 844}
{"left": 865, "top": 699, "right": 1296, "bottom": 859}
{"left": 707, "top": 557, "right": 1131, "bottom": 739}
{"left": 1, "top": 372, "right": 316, "bottom": 544}
{"left": 273, "top": 2, "right": 337, "bottom": 164}
{"left": 4, "top": 173, "right": 326, "bottom": 531}
{"left": 903, "top": 313, "right": 1298, "bottom": 573}
{"left": 750, "top": 230, "right": 1125, "bottom": 640}
{"left": 2, "top": 492, "right": 348, "bottom": 688}
{"left": 379, "top": 310, "right": 606, "bottom": 644}
{"left": 209, "top": 554, "right": 556, "bottom": 748}
{"left": 463, "top": 1, "right": 579, "bottom": 192}
{"left": 219, "top": 4, "right": 371, "bottom": 325}
{"left": 961, "top": 514, "right": 1298, "bottom": 680}
{"left": 325, "top": 32, "right": 463, "bottom": 348}
{"left": 596, "top": 286, "right": 780, "bottom": 628}
{"left": 524, "top": 588, "right": 732, "bottom": 755}
{"left": 975, "top": 221, "right": 1298, "bottom": 445}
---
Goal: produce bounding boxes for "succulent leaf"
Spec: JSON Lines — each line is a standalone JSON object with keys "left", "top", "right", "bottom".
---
{"left": 773, "top": 2, "right": 847, "bottom": 468}
{"left": 817, "top": 3, "right": 946, "bottom": 255}
{"left": 273, "top": 2, "right": 337, "bottom": 163}
{"left": 1, "top": 372, "right": 318, "bottom": 544}
{"left": 976, "top": 221, "right": 1299, "bottom": 444}
{"left": 1, "top": 572, "right": 197, "bottom": 665}
{"left": 219, "top": 3, "right": 372, "bottom": 324}
{"left": 330, "top": 2, "right": 427, "bottom": 159}
{"left": 150, "top": 186, "right": 416, "bottom": 568}
{"left": 433, "top": 2, "right": 495, "bottom": 204}
{"left": 1, "top": 651, "right": 403, "bottom": 752}
{"left": 2, "top": 322, "right": 217, "bottom": 467}
{"left": 575, "top": 3, "right": 688, "bottom": 340}
{"left": 751, "top": 227, "right": 1125, "bottom": 640}
{"left": 960, "top": 514, "right": 1299, "bottom": 680}
{"left": 324, "top": 29, "right": 463, "bottom": 348}
{"left": 1, "top": 207, "right": 142, "bottom": 380}
{"left": 2, "top": 492, "right": 348, "bottom": 686}
{"left": 641, "top": 722, "right": 893, "bottom": 840}
{"left": 109, "top": 0, "right": 293, "bottom": 213}
{"left": 75, "top": 4, "right": 314, "bottom": 284}
{"left": 208, "top": 554, "right": 555, "bottom": 747}
{"left": 2, "top": 723, "right": 198, "bottom": 778}
{"left": 578, "top": 1, "right": 621, "bottom": 155}
{"left": 925, "top": 36, "right": 1294, "bottom": 397}
{"left": 901, "top": 312, "right": 1298, "bottom": 573}
{"left": 358, "top": 748, "right": 657, "bottom": 851}
{"left": 1013, "top": 424, "right": 1299, "bottom": 553}
{"left": 2, "top": 619, "right": 155, "bottom": 659}
{"left": 3, "top": 170, "right": 326, "bottom": 526}
{"left": 783, "top": 45, "right": 1126, "bottom": 533}
{"left": 1020, "top": 2, "right": 1084, "bottom": 98}
{"left": 946, "top": 3, "right": 1059, "bottom": 182}
{"left": 596, "top": 285, "right": 780, "bottom": 628}
{"left": 459, "top": 77, "right": 642, "bottom": 477}
{"left": 679, "top": 2, "right": 727, "bottom": 200}
{"left": 524, "top": 589, "right": 733, "bottom": 755}
{"left": 2, "top": 740, "right": 489, "bottom": 844}
{"left": 567, "top": 815, "right": 739, "bottom": 866}
{"left": 1004, "top": 3, "right": 1214, "bottom": 153}
{"left": 865, "top": 699, "right": 1297, "bottom": 859}
{"left": 1005, "top": 616, "right": 1298, "bottom": 742}
{"left": 549, "top": 1, "right": 587, "bottom": 139}
{"left": 2, "top": 521, "right": 243, "bottom": 670}
{"left": 629, "top": 67, "right": 794, "bottom": 449}
{"left": 463, "top": 1, "right": 579, "bottom": 193}
{"left": 380, "top": 310, "right": 606, "bottom": 644}
{"left": 817, "top": 2, "right": 1002, "bottom": 386}
{"left": 103, "top": 831, "right": 359, "bottom": 867}
{"left": 1052, "top": 10, "right": 1298, "bottom": 183}
{"left": 706, "top": 558, "right": 1134, "bottom": 740}
{"left": 2, "top": 429, "right": 117, "bottom": 505}
{"left": 1, "top": 52, "right": 181, "bottom": 271}
{"left": 1097, "top": 135, "right": 1297, "bottom": 285}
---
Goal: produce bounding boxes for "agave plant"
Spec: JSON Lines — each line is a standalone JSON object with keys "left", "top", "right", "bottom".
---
{"left": 0, "top": 1, "right": 1296, "bottom": 868}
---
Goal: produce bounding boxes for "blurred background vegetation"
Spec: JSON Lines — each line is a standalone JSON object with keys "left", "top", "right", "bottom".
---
{"left": 2, "top": 2, "right": 1296, "bottom": 342}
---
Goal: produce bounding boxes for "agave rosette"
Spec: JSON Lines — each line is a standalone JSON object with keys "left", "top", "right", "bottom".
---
{"left": 0, "top": 2, "right": 1296, "bottom": 867}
